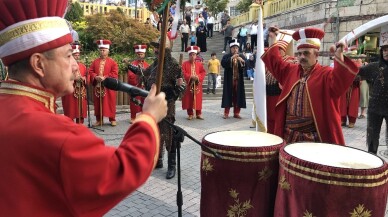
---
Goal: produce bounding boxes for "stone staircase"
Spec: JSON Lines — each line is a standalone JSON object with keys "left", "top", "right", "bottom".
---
{"left": 170, "top": 32, "right": 253, "bottom": 100}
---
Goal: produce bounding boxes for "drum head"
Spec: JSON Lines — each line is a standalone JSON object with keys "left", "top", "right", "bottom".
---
{"left": 284, "top": 143, "right": 383, "bottom": 169}
{"left": 204, "top": 130, "right": 283, "bottom": 147}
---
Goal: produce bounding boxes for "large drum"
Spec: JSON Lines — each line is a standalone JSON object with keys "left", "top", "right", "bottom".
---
{"left": 200, "top": 130, "right": 284, "bottom": 217}
{"left": 275, "top": 143, "right": 388, "bottom": 217}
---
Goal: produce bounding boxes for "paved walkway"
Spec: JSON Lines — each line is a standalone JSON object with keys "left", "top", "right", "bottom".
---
{"left": 82, "top": 99, "right": 387, "bottom": 217}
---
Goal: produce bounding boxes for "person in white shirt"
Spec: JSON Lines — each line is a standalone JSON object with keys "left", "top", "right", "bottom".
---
{"left": 249, "top": 22, "right": 258, "bottom": 50}
{"left": 207, "top": 13, "right": 215, "bottom": 38}
{"left": 180, "top": 19, "right": 190, "bottom": 52}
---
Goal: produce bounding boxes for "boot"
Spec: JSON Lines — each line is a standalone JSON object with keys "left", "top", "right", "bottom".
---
{"left": 155, "top": 146, "right": 165, "bottom": 169}
{"left": 166, "top": 152, "right": 176, "bottom": 179}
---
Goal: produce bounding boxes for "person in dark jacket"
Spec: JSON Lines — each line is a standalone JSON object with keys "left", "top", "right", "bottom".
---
{"left": 221, "top": 39, "right": 247, "bottom": 119}
{"left": 358, "top": 42, "right": 388, "bottom": 154}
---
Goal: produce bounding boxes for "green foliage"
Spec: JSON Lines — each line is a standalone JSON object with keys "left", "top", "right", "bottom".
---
{"left": 204, "top": 0, "right": 228, "bottom": 18}
{"left": 84, "top": 10, "right": 160, "bottom": 54}
{"left": 65, "top": 2, "right": 84, "bottom": 22}
{"left": 236, "top": 0, "right": 253, "bottom": 13}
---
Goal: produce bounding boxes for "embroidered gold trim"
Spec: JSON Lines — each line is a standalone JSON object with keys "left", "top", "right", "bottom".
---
{"left": 0, "top": 82, "right": 55, "bottom": 113}
{"left": 202, "top": 151, "right": 278, "bottom": 163}
{"left": 0, "top": 19, "right": 68, "bottom": 46}
{"left": 227, "top": 189, "right": 253, "bottom": 217}
{"left": 280, "top": 155, "right": 388, "bottom": 180}
{"left": 279, "top": 175, "right": 291, "bottom": 190}
{"left": 202, "top": 147, "right": 279, "bottom": 156}
{"left": 305, "top": 79, "right": 322, "bottom": 142}
{"left": 258, "top": 166, "right": 273, "bottom": 181}
{"left": 350, "top": 204, "right": 372, "bottom": 217}
{"left": 0, "top": 89, "right": 49, "bottom": 108}
{"left": 303, "top": 210, "right": 316, "bottom": 217}
{"left": 201, "top": 157, "right": 214, "bottom": 175}
{"left": 280, "top": 162, "right": 388, "bottom": 187}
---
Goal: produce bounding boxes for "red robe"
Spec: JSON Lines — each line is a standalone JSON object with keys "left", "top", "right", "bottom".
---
{"left": 89, "top": 57, "right": 119, "bottom": 119}
{"left": 181, "top": 60, "right": 206, "bottom": 110}
{"left": 0, "top": 81, "right": 160, "bottom": 216}
{"left": 61, "top": 62, "right": 88, "bottom": 121}
{"left": 340, "top": 80, "right": 360, "bottom": 124}
{"left": 262, "top": 44, "right": 359, "bottom": 145}
{"left": 127, "top": 60, "right": 150, "bottom": 119}
{"left": 266, "top": 55, "right": 296, "bottom": 134}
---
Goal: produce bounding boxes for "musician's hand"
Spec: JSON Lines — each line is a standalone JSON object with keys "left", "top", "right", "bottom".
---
{"left": 142, "top": 84, "right": 167, "bottom": 123}
{"left": 176, "top": 78, "right": 183, "bottom": 86}
{"left": 122, "top": 58, "right": 129, "bottom": 64}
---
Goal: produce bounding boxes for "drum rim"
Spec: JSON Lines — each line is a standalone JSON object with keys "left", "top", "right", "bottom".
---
{"left": 283, "top": 142, "right": 385, "bottom": 169}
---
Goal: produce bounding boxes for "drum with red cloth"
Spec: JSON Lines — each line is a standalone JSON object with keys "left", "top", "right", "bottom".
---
{"left": 275, "top": 143, "right": 388, "bottom": 217}
{"left": 200, "top": 130, "right": 284, "bottom": 217}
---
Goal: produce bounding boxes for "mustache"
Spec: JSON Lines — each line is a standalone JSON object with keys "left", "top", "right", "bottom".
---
{"left": 299, "top": 59, "right": 307, "bottom": 63}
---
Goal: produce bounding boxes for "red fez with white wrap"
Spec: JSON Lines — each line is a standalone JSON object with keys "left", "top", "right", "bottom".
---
{"left": 186, "top": 46, "right": 200, "bottom": 54}
{"left": 72, "top": 44, "right": 81, "bottom": 54}
{"left": 134, "top": 44, "right": 147, "bottom": 53}
{"left": 292, "top": 27, "right": 325, "bottom": 50}
{"left": 96, "top": 39, "right": 112, "bottom": 49}
{"left": 0, "top": 0, "right": 73, "bottom": 66}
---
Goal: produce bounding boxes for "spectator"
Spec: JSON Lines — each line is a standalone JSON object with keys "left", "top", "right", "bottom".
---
{"left": 150, "top": 10, "right": 159, "bottom": 28}
{"left": 246, "top": 54, "right": 255, "bottom": 80}
{"left": 196, "top": 21, "right": 207, "bottom": 52}
{"left": 221, "top": 10, "right": 230, "bottom": 31}
{"left": 185, "top": 8, "right": 192, "bottom": 29}
{"left": 221, "top": 20, "right": 234, "bottom": 53}
{"left": 238, "top": 25, "right": 248, "bottom": 52}
{"left": 190, "top": 32, "right": 196, "bottom": 46}
{"left": 249, "top": 22, "right": 258, "bottom": 50}
{"left": 180, "top": 19, "right": 190, "bottom": 52}
{"left": 207, "top": 13, "right": 215, "bottom": 38}
{"left": 202, "top": 7, "right": 208, "bottom": 25}
{"left": 207, "top": 52, "right": 221, "bottom": 94}
{"left": 244, "top": 42, "right": 253, "bottom": 54}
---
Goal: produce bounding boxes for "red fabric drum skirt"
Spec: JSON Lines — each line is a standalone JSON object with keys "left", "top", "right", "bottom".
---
{"left": 275, "top": 143, "right": 388, "bottom": 217}
{"left": 200, "top": 130, "right": 284, "bottom": 217}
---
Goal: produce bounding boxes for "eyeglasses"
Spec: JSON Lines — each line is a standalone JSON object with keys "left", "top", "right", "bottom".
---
{"left": 296, "top": 51, "right": 311, "bottom": 56}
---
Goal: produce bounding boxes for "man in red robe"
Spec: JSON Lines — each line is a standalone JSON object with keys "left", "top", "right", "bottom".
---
{"left": 89, "top": 39, "right": 119, "bottom": 126}
{"left": 182, "top": 46, "right": 206, "bottom": 120}
{"left": 262, "top": 27, "right": 359, "bottom": 145}
{"left": 127, "top": 44, "right": 150, "bottom": 123}
{"left": 0, "top": 0, "right": 167, "bottom": 215}
{"left": 61, "top": 44, "right": 88, "bottom": 124}
{"left": 266, "top": 38, "right": 297, "bottom": 134}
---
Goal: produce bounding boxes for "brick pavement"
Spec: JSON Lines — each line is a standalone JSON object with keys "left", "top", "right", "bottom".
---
{"left": 82, "top": 99, "right": 388, "bottom": 217}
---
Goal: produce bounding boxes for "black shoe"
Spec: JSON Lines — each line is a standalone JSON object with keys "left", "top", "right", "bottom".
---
{"left": 155, "top": 159, "right": 163, "bottom": 169}
{"left": 166, "top": 166, "right": 176, "bottom": 179}
{"left": 206, "top": 91, "right": 210, "bottom": 94}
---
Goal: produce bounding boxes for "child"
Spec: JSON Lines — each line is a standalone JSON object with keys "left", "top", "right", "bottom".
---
{"left": 190, "top": 32, "right": 196, "bottom": 46}
{"left": 207, "top": 52, "right": 221, "bottom": 94}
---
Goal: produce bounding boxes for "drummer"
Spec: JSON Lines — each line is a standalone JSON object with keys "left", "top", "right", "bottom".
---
{"left": 261, "top": 27, "right": 359, "bottom": 145}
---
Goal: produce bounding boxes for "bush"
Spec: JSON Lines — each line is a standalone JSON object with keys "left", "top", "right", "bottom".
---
{"left": 84, "top": 10, "right": 160, "bottom": 54}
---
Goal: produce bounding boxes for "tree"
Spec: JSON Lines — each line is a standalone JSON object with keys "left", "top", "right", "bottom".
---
{"left": 65, "top": 2, "right": 84, "bottom": 22}
{"left": 84, "top": 10, "right": 159, "bottom": 54}
{"left": 236, "top": 0, "right": 253, "bottom": 13}
{"left": 203, "top": 0, "right": 228, "bottom": 18}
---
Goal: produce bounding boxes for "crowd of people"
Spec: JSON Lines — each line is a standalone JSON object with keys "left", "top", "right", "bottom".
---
{"left": 1, "top": 0, "right": 387, "bottom": 215}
